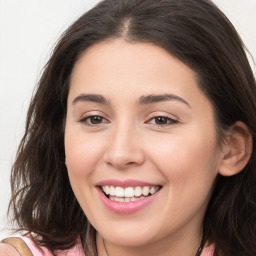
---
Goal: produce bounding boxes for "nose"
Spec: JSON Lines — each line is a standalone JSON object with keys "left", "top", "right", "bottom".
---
{"left": 103, "top": 125, "right": 145, "bottom": 170}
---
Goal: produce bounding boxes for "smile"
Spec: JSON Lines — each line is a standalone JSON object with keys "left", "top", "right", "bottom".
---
{"left": 100, "top": 185, "right": 161, "bottom": 202}
{"left": 96, "top": 180, "right": 162, "bottom": 214}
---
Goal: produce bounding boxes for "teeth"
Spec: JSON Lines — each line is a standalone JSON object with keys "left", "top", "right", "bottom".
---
{"left": 134, "top": 187, "right": 142, "bottom": 197}
{"left": 103, "top": 185, "right": 110, "bottom": 195}
{"left": 109, "top": 196, "right": 146, "bottom": 202}
{"left": 125, "top": 187, "right": 134, "bottom": 197}
{"left": 101, "top": 185, "right": 160, "bottom": 200}
{"left": 142, "top": 186, "right": 149, "bottom": 196}
{"left": 110, "top": 186, "right": 115, "bottom": 196}
{"left": 150, "top": 186, "right": 156, "bottom": 194}
{"left": 116, "top": 187, "right": 124, "bottom": 197}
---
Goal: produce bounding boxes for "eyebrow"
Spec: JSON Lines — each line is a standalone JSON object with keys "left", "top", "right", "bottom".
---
{"left": 138, "top": 94, "right": 191, "bottom": 107}
{"left": 72, "top": 94, "right": 108, "bottom": 105}
{"left": 72, "top": 93, "right": 190, "bottom": 108}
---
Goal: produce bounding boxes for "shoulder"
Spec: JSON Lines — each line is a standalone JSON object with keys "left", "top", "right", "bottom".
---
{"left": 0, "top": 243, "right": 21, "bottom": 256}
{"left": 201, "top": 243, "right": 215, "bottom": 256}
{"left": 0, "top": 236, "right": 50, "bottom": 256}
{"left": 1, "top": 236, "right": 85, "bottom": 256}
{"left": 22, "top": 236, "right": 85, "bottom": 256}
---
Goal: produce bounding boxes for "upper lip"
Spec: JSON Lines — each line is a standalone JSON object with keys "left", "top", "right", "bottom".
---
{"left": 96, "top": 179, "right": 161, "bottom": 188}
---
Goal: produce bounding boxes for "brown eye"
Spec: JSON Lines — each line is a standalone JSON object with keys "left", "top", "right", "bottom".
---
{"left": 80, "top": 115, "right": 108, "bottom": 126}
{"left": 147, "top": 116, "right": 178, "bottom": 126}
{"left": 89, "top": 116, "right": 104, "bottom": 124}
{"left": 155, "top": 116, "right": 169, "bottom": 125}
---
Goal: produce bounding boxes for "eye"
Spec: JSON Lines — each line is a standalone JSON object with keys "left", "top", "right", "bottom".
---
{"left": 79, "top": 115, "right": 108, "bottom": 126}
{"left": 147, "top": 116, "right": 178, "bottom": 126}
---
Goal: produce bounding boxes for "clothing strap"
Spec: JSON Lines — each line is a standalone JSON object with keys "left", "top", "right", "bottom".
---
{"left": 2, "top": 237, "right": 33, "bottom": 256}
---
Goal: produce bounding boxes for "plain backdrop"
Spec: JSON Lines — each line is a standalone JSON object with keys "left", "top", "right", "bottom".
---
{"left": 0, "top": 0, "right": 255, "bottom": 239}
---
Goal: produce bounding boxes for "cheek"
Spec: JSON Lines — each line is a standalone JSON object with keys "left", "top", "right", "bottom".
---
{"left": 147, "top": 133, "right": 219, "bottom": 225}
{"left": 148, "top": 131, "right": 220, "bottom": 186}
{"left": 64, "top": 130, "right": 104, "bottom": 216}
{"left": 64, "top": 130, "right": 104, "bottom": 178}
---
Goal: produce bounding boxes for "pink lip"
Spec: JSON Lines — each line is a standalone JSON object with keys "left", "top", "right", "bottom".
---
{"left": 97, "top": 179, "right": 159, "bottom": 188}
{"left": 96, "top": 186, "right": 161, "bottom": 214}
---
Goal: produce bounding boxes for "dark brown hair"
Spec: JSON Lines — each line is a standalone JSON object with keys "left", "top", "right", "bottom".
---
{"left": 9, "top": 0, "right": 256, "bottom": 255}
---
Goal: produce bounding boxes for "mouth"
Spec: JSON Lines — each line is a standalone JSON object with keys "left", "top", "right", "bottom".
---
{"left": 99, "top": 185, "right": 162, "bottom": 202}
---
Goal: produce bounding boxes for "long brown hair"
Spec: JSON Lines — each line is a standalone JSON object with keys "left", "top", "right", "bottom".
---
{"left": 10, "top": 0, "right": 256, "bottom": 255}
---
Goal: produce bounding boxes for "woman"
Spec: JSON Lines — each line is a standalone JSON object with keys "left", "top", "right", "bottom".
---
{"left": 1, "top": 0, "right": 256, "bottom": 255}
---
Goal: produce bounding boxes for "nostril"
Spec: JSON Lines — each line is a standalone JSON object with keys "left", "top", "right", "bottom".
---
{"left": 126, "top": 161, "right": 136, "bottom": 165}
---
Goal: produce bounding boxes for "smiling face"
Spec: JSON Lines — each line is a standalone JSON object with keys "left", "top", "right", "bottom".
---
{"left": 65, "top": 39, "right": 224, "bottom": 255}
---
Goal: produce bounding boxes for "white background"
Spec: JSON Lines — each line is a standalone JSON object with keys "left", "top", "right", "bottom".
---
{"left": 0, "top": 0, "right": 255, "bottom": 239}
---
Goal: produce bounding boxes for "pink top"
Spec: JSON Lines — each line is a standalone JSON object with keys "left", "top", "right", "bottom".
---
{"left": 21, "top": 236, "right": 214, "bottom": 256}
{"left": 201, "top": 243, "right": 215, "bottom": 256}
{"left": 21, "top": 236, "right": 85, "bottom": 256}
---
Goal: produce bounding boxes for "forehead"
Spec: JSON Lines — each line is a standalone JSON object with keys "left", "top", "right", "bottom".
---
{"left": 67, "top": 39, "right": 217, "bottom": 138}
{"left": 69, "top": 39, "right": 201, "bottom": 98}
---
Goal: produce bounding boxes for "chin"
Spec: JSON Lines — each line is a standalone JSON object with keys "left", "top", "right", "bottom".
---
{"left": 104, "top": 233, "right": 154, "bottom": 247}
{"left": 97, "top": 222, "right": 159, "bottom": 247}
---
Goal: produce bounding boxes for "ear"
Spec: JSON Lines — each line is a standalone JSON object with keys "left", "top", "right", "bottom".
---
{"left": 218, "top": 121, "right": 253, "bottom": 176}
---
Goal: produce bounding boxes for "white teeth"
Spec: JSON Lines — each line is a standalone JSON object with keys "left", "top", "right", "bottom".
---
{"left": 101, "top": 185, "right": 160, "bottom": 200}
{"left": 102, "top": 186, "right": 110, "bottom": 195}
{"left": 150, "top": 186, "right": 156, "bottom": 194}
{"left": 134, "top": 187, "right": 142, "bottom": 197}
{"left": 116, "top": 187, "right": 124, "bottom": 197}
{"left": 110, "top": 186, "right": 115, "bottom": 196}
{"left": 109, "top": 196, "right": 146, "bottom": 202}
{"left": 124, "top": 187, "right": 134, "bottom": 197}
{"left": 142, "top": 186, "right": 150, "bottom": 196}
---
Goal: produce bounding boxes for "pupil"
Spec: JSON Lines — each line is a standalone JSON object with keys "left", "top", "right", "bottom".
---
{"left": 91, "top": 116, "right": 102, "bottom": 124}
{"left": 156, "top": 117, "right": 167, "bottom": 124}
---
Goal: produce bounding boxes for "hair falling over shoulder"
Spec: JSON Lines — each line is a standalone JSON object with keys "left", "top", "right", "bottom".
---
{"left": 9, "top": 0, "right": 256, "bottom": 255}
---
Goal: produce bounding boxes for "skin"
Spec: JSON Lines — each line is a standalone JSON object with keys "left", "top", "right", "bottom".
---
{"left": 0, "top": 244, "right": 20, "bottom": 256}
{"left": 0, "top": 38, "right": 252, "bottom": 256}
{"left": 65, "top": 39, "right": 226, "bottom": 256}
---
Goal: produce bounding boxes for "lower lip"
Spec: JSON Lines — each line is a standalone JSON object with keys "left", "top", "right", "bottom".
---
{"left": 97, "top": 187, "right": 160, "bottom": 214}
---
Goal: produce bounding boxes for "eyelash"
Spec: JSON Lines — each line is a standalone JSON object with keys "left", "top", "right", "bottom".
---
{"left": 146, "top": 116, "right": 178, "bottom": 127}
{"left": 79, "top": 115, "right": 178, "bottom": 127}
{"left": 79, "top": 115, "right": 109, "bottom": 126}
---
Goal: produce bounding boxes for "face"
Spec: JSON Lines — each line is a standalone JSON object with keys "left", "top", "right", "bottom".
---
{"left": 65, "top": 39, "right": 223, "bottom": 251}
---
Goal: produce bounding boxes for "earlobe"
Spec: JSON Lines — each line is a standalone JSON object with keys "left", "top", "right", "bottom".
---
{"left": 218, "top": 121, "right": 253, "bottom": 176}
